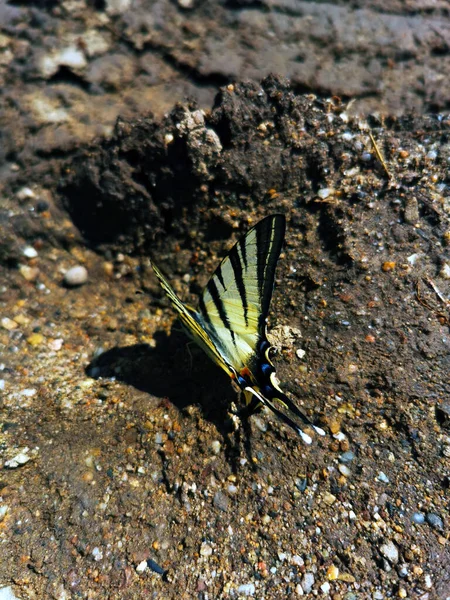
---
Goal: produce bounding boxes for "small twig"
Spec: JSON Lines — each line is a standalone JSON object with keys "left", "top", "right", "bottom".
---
{"left": 416, "top": 279, "right": 450, "bottom": 325}
{"left": 369, "top": 131, "right": 391, "bottom": 180}
{"left": 424, "top": 277, "right": 450, "bottom": 307}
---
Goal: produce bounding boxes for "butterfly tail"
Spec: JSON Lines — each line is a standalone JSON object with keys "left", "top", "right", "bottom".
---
{"left": 245, "top": 387, "right": 325, "bottom": 444}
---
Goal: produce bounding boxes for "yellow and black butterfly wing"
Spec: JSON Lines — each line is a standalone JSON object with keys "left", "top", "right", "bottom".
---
{"left": 197, "top": 214, "right": 286, "bottom": 373}
{"left": 150, "top": 261, "right": 236, "bottom": 379}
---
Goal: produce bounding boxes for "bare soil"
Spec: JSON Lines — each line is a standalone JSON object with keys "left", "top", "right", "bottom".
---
{"left": 0, "top": 2, "right": 449, "bottom": 600}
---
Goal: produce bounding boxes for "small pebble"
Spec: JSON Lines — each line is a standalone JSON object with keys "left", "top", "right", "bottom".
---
{"left": 302, "top": 572, "right": 315, "bottom": 593}
{"left": 326, "top": 564, "right": 339, "bottom": 580}
{"left": 0, "top": 505, "right": 8, "bottom": 522}
{"left": 200, "top": 542, "right": 213, "bottom": 557}
{"left": 64, "top": 265, "right": 88, "bottom": 287}
{"left": 323, "top": 492, "right": 336, "bottom": 506}
{"left": 0, "top": 587, "right": 22, "bottom": 600}
{"left": 136, "top": 560, "right": 147, "bottom": 573}
{"left": 338, "top": 464, "right": 351, "bottom": 477}
{"left": 1, "top": 317, "right": 18, "bottom": 331}
{"left": 4, "top": 449, "right": 31, "bottom": 469}
{"left": 23, "top": 246, "right": 38, "bottom": 258}
{"left": 320, "top": 582, "right": 330, "bottom": 593}
{"left": 412, "top": 512, "right": 425, "bottom": 524}
{"left": 339, "top": 451, "right": 355, "bottom": 463}
{"left": 27, "top": 333, "right": 44, "bottom": 346}
{"left": 380, "top": 540, "right": 399, "bottom": 564}
{"left": 318, "top": 188, "right": 333, "bottom": 199}
{"left": 210, "top": 440, "right": 221, "bottom": 455}
{"left": 291, "top": 555, "right": 304, "bottom": 566}
{"left": 377, "top": 472, "right": 390, "bottom": 483}
{"left": 426, "top": 513, "right": 443, "bottom": 530}
{"left": 252, "top": 416, "right": 267, "bottom": 432}
{"left": 19, "top": 265, "right": 40, "bottom": 281}
{"left": 147, "top": 558, "right": 165, "bottom": 575}
{"left": 440, "top": 263, "right": 450, "bottom": 280}
{"left": 237, "top": 583, "right": 255, "bottom": 596}
{"left": 92, "top": 547, "right": 103, "bottom": 561}
{"left": 213, "top": 491, "right": 229, "bottom": 512}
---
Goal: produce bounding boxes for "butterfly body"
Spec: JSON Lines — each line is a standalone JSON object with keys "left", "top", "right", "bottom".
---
{"left": 151, "top": 214, "right": 324, "bottom": 443}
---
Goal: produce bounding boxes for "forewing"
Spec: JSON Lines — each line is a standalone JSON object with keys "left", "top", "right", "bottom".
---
{"left": 198, "top": 214, "right": 286, "bottom": 370}
{"left": 150, "top": 260, "right": 234, "bottom": 377}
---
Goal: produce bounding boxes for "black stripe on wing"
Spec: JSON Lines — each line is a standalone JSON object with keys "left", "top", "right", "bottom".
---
{"left": 255, "top": 215, "right": 286, "bottom": 319}
{"left": 229, "top": 249, "right": 248, "bottom": 326}
{"left": 206, "top": 277, "right": 236, "bottom": 343}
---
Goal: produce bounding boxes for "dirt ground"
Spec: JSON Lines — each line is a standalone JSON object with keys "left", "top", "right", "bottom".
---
{"left": 1, "top": 1, "right": 450, "bottom": 600}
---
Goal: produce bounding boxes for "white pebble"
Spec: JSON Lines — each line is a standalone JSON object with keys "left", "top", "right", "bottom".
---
{"left": 318, "top": 188, "right": 333, "bottom": 199}
{"left": 296, "top": 348, "right": 306, "bottom": 359}
{"left": 16, "top": 187, "right": 35, "bottom": 201}
{"left": 211, "top": 440, "right": 221, "bottom": 455}
{"left": 378, "top": 471, "right": 390, "bottom": 483}
{"left": 4, "top": 449, "right": 31, "bottom": 469}
{"left": 0, "top": 505, "right": 9, "bottom": 522}
{"left": 338, "top": 464, "right": 351, "bottom": 477}
{"left": 64, "top": 265, "right": 88, "bottom": 287}
{"left": 320, "top": 582, "right": 330, "bottom": 593}
{"left": 237, "top": 583, "right": 255, "bottom": 596}
{"left": 0, "top": 586, "right": 22, "bottom": 600}
{"left": 200, "top": 543, "right": 213, "bottom": 557}
{"left": 136, "top": 560, "right": 147, "bottom": 573}
{"left": 380, "top": 540, "right": 399, "bottom": 564}
{"left": 440, "top": 263, "right": 450, "bottom": 279}
{"left": 23, "top": 246, "right": 38, "bottom": 258}
{"left": 302, "top": 572, "right": 315, "bottom": 593}
{"left": 92, "top": 547, "right": 103, "bottom": 561}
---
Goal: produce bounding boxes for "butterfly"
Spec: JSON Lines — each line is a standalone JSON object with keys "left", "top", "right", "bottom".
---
{"left": 150, "top": 214, "right": 325, "bottom": 443}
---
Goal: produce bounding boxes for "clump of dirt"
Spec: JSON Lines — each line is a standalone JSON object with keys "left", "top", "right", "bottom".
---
{"left": 0, "top": 76, "right": 449, "bottom": 599}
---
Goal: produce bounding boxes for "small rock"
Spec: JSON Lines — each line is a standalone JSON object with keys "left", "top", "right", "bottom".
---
{"left": 27, "top": 333, "right": 44, "bottom": 346}
{"left": 377, "top": 471, "right": 390, "bottom": 483}
{"left": 326, "top": 564, "right": 339, "bottom": 580}
{"left": 323, "top": 492, "right": 336, "bottom": 506}
{"left": 136, "top": 560, "right": 147, "bottom": 573}
{"left": 1, "top": 317, "right": 17, "bottom": 331}
{"left": 440, "top": 263, "right": 450, "bottom": 280}
{"left": 211, "top": 440, "right": 221, "bottom": 455}
{"left": 318, "top": 188, "right": 333, "bottom": 199}
{"left": 320, "top": 581, "right": 331, "bottom": 593}
{"left": 105, "top": 0, "right": 131, "bottom": 15}
{"left": 64, "top": 265, "right": 88, "bottom": 287}
{"left": 237, "top": 583, "right": 255, "bottom": 596}
{"left": 380, "top": 540, "right": 399, "bottom": 564}
{"left": 0, "top": 505, "right": 8, "bottom": 522}
{"left": 23, "top": 246, "right": 38, "bottom": 258}
{"left": 19, "top": 265, "right": 40, "bottom": 281}
{"left": 426, "top": 513, "right": 444, "bottom": 530}
{"left": 0, "top": 587, "right": 22, "bottom": 600}
{"left": 200, "top": 542, "right": 212, "bottom": 557}
{"left": 302, "top": 572, "right": 315, "bottom": 593}
{"left": 412, "top": 512, "right": 425, "bottom": 524}
{"left": 92, "top": 547, "right": 103, "bottom": 561}
{"left": 338, "top": 464, "right": 351, "bottom": 477}
{"left": 4, "top": 448, "right": 31, "bottom": 469}
{"left": 339, "top": 451, "right": 355, "bottom": 463}
{"left": 213, "top": 491, "right": 229, "bottom": 512}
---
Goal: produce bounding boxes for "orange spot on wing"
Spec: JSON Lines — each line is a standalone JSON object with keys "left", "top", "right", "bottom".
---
{"left": 240, "top": 367, "right": 251, "bottom": 377}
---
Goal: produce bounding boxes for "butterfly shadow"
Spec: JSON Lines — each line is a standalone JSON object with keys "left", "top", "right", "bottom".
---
{"left": 85, "top": 327, "right": 257, "bottom": 472}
